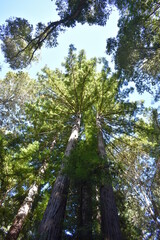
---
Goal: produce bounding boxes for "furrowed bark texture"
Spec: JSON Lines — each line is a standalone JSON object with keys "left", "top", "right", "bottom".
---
{"left": 96, "top": 113, "right": 122, "bottom": 240}
{"left": 38, "top": 114, "right": 81, "bottom": 240}
{"left": 79, "top": 182, "right": 92, "bottom": 240}
{"left": 100, "top": 185, "right": 122, "bottom": 240}
{"left": 38, "top": 174, "right": 69, "bottom": 240}
{"left": 5, "top": 162, "right": 47, "bottom": 240}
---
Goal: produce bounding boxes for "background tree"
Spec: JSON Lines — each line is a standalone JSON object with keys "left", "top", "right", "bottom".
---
{"left": 107, "top": 0, "right": 160, "bottom": 99}
{"left": 0, "top": 71, "right": 36, "bottom": 131}
{"left": 110, "top": 115, "right": 160, "bottom": 239}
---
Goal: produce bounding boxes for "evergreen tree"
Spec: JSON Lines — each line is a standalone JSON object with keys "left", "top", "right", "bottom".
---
{"left": 1, "top": 48, "right": 158, "bottom": 240}
{"left": 107, "top": 0, "right": 160, "bottom": 99}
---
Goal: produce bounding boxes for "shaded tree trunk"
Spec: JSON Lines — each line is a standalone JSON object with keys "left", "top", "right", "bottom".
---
{"left": 38, "top": 114, "right": 81, "bottom": 240}
{"left": 38, "top": 174, "right": 69, "bottom": 240}
{"left": 96, "top": 113, "right": 122, "bottom": 240}
{"left": 78, "top": 182, "right": 92, "bottom": 240}
{"left": 100, "top": 185, "right": 122, "bottom": 240}
{"left": 5, "top": 162, "right": 47, "bottom": 240}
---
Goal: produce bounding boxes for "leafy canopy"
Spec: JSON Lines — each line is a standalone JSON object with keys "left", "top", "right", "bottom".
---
{"left": 0, "top": 0, "right": 113, "bottom": 69}
{"left": 107, "top": 0, "right": 160, "bottom": 98}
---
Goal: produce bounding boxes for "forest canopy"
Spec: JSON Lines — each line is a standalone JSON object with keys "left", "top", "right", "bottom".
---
{"left": 0, "top": 1, "right": 160, "bottom": 240}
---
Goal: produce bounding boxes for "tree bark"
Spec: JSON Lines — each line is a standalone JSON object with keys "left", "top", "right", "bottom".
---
{"left": 100, "top": 185, "right": 122, "bottom": 240}
{"left": 96, "top": 113, "right": 122, "bottom": 240}
{"left": 78, "top": 182, "right": 92, "bottom": 240}
{"left": 5, "top": 162, "right": 47, "bottom": 240}
{"left": 38, "top": 114, "right": 81, "bottom": 240}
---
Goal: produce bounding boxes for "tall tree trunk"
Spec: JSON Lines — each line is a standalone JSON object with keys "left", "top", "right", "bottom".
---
{"left": 78, "top": 182, "right": 92, "bottom": 240}
{"left": 5, "top": 162, "right": 48, "bottom": 240}
{"left": 38, "top": 114, "right": 81, "bottom": 240}
{"left": 100, "top": 185, "right": 122, "bottom": 240}
{"left": 96, "top": 113, "right": 122, "bottom": 240}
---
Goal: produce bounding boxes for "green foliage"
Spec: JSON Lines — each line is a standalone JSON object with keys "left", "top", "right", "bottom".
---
{"left": 65, "top": 139, "right": 99, "bottom": 181}
{"left": 0, "top": 132, "right": 34, "bottom": 235}
{"left": 107, "top": 0, "right": 160, "bottom": 99}
{"left": 0, "top": 18, "right": 37, "bottom": 69}
{"left": 37, "top": 45, "right": 97, "bottom": 114}
{"left": 0, "top": 71, "right": 36, "bottom": 131}
{"left": 110, "top": 132, "right": 160, "bottom": 239}
{"left": 0, "top": 47, "right": 159, "bottom": 239}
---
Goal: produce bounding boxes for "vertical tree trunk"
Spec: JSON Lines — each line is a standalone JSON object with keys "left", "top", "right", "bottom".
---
{"left": 100, "top": 185, "right": 122, "bottom": 240}
{"left": 78, "top": 182, "right": 92, "bottom": 240}
{"left": 96, "top": 113, "right": 122, "bottom": 240}
{"left": 38, "top": 114, "right": 81, "bottom": 240}
{"left": 5, "top": 162, "right": 47, "bottom": 240}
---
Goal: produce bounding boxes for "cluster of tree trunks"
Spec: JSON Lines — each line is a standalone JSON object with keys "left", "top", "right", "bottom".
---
{"left": 5, "top": 112, "right": 122, "bottom": 240}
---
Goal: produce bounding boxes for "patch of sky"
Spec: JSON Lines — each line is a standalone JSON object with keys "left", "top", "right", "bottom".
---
{"left": 41, "top": 182, "right": 49, "bottom": 192}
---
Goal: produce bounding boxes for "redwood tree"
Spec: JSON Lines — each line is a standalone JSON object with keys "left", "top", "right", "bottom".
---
{"left": 38, "top": 114, "right": 81, "bottom": 240}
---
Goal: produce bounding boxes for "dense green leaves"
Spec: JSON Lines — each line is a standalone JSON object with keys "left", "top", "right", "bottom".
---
{"left": 107, "top": 0, "right": 160, "bottom": 98}
{"left": 0, "top": 71, "right": 36, "bottom": 131}
{"left": 0, "top": 18, "right": 36, "bottom": 69}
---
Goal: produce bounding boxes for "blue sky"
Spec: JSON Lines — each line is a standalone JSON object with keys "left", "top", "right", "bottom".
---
{"left": 0, "top": 0, "right": 158, "bottom": 108}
